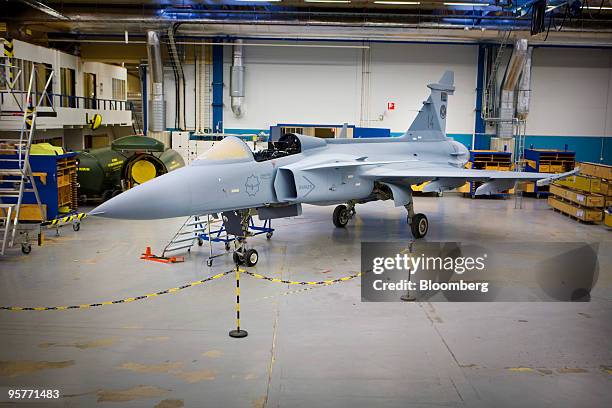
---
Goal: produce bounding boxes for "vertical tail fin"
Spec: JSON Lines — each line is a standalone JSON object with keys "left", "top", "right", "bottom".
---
{"left": 401, "top": 70, "right": 455, "bottom": 141}
{"left": 338, "top": 122, "right": 348, "bottom": 139}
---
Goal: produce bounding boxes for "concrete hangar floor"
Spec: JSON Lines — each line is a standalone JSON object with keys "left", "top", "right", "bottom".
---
{"left": 0, "top": 195, "right": 610, "bottom": 407}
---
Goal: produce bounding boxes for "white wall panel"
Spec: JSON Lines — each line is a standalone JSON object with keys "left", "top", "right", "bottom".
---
{"left": 368, "top": 43, "right": 477, "bottom": 135}
{"left": 223, "top": 43, "right": 361, "bottom": 130}
{"left": 527, "top": 48, "right": 612, "bottom": 137}
{"left": 222, "top": 42, "right": 477, "bottom": 135}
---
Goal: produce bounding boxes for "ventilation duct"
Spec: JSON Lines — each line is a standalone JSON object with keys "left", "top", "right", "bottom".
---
{"left": 167, "top": 25, "right": 186, "bottom": 130}
{"left": 230, "top": 39, "right": 245, "bottom": 117}
{"left": 516, "top": 46, "right": 533, "bottom": 120}
{"left": 146, "top": 31, "right": 165, "bottom": 132}
{"left": 497, "top": 39, "right": 528, "bottom": 139}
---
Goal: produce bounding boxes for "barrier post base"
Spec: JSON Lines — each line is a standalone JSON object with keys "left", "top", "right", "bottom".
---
{"left": 229, "top": 329, "right": 248, "bottom": 338}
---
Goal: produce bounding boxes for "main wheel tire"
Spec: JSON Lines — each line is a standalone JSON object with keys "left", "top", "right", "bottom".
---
{"left": 21, "top": 243, "right": 31, "bottom": 254}
{"left": 233, "top": 251, "right": 244, "bottom": 265}
{"left": 409, "top": 213, "right": 429, "bottom": 239}
{"left": 73, "top": 222, "right": 80, "bottom": 232}
{"left": 333, "top": 205, "right": 350, "bottom": 228}
{"left": 266, "top": 231, "right": 273, "bottom": 239}
{"left": 245, "top": 249, "right": 259, "bottom": 267}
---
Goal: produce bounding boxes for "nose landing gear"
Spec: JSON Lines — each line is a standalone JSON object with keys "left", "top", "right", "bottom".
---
{"left": 233, "top": 247, "right": 259, "bottom": 267}
{"left": 223, "top": 210, "right": 261, "bottom": 267}
{"left": 332, "top": 202, "right": 356, "bottom": 228}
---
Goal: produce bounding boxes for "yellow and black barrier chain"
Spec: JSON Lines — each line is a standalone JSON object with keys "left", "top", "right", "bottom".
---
{"left": 41, "top": 212, "right": 88, "bottom": 227}
{"left": 242, "top": 270, "right": 362, "bottom": 286}
{"left": 0, "top": 270, "right": 234, "bottom": 311}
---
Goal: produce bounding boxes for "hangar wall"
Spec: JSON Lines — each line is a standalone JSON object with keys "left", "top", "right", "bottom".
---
{"left": 222, "top": 43, "right": 362, "bottom": 129}
{"left": 221, "top": 42, "right": 477, "bottom": 138}
{"left": 162, "top": 41, "right": 612, "bottom": 163}
{"left": 523, "top": 48, "right": 612, "bottom": 163}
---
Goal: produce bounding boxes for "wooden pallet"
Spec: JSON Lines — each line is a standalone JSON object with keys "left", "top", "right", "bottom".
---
{"left": 579, "top": 162, "right": 612, "bottom": 180}
{"left": 549, "top": 184, "right": 605, "bottom": 208}
{"left": 548, "top": 196, "right": 602, "bottom": 223}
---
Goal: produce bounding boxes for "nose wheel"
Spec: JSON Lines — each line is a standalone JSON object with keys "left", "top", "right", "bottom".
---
{"left": 233, "top": 248, "right": 259, "bottom": 267}
{"left": 333, "top": 203, "right": 356, "bottom": 228}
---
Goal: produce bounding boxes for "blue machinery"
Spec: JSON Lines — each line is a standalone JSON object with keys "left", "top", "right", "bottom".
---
{"left": 198, "top": 215, "right": 274, "bottom": 267}
{"left": 162, "top": 214, "right": 274, "bottom": 266}
{"left": 197, "top": 216, "right": 274, "bottom": 247}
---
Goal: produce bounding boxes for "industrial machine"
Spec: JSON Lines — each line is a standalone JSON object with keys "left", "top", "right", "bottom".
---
{"left": 77, "top": 135, "right": 184, "bottom": 202}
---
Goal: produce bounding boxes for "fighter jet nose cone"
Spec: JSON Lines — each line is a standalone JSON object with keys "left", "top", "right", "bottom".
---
{"left": 89, "top": 169, "right": 194, "bottom": 220}
{"left": 87, "top": 208, "right": 105, "bottom": 217}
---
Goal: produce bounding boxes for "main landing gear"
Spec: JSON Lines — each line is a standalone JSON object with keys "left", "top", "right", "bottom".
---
{"left": 223, "top": 210, "right": 260, "bottom": 267}
{"left": 332, "top": 199, "right": 429, "bottom": 239}
{"left": 405, "top": 201, "right": 428, "bottom": 239}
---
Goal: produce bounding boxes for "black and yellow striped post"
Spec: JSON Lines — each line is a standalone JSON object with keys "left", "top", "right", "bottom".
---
{"left": 25, "top": 106, "right": 34, "bottom": 130}
{"left": 229, "top": 265, "right": 248, "bottom": 338}
{"left": 3, "top": 39, "right": 14, "bottom": 58}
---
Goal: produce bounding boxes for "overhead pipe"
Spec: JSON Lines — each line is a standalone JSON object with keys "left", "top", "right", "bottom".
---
{"left": 230, "top": 39, "right": 245, "bottom": 118}
{"left": 146, "top": 30, "right": 165, "bottom": 133}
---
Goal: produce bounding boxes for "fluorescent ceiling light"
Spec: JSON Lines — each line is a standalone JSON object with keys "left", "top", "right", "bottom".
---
{"left": 235, "top": 0, "right": 282, "bottom": 2}
{"left": 444, "top": 2, "right": 490, "bottom": 6}
{"left": 374, "top": 1, "right": 421, "bottom": 4}
{"left": 584, "top": 6, "right": 612, "bottom": 9}
{"left": 304, "top": 0, "right": 351, "bottom": 3}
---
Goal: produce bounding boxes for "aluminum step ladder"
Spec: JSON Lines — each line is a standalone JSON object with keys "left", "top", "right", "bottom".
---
{"left": 0, "top": 67, "right": 51, "bottom": 255}
{"left": 162, "top": 215, "right": 223, "bottom": 257}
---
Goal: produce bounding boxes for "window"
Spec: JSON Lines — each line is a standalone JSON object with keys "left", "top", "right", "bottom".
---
{"left": 60, "top": 67, "right": 76, "bottom": 108}
{"left": 34, "top": 63, "right": 52, "bottom": 107}
{"left": 112, "top": 78, "right": 126, "bottom": 101}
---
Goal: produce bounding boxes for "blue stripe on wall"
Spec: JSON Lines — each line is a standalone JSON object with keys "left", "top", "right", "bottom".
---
{"left": 212, "top": 41, "right": 224, "bottom": 132}
{"left": 525, "top": 136, "right": 610, "bottom": 164}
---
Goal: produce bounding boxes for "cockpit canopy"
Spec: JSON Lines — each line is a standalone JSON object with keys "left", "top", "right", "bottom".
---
{"left": 191, "top": 133, "right": 327, "bottom": 165}
{"left": 192, "top": 136, "right": 254, "bottom": 165}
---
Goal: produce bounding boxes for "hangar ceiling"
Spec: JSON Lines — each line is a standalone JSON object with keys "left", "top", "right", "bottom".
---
{"left": 4, "top": 0, "right": 612, "bottom": 47}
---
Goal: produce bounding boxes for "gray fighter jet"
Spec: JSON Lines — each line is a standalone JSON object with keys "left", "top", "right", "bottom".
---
{"left": 91, "top": 71, "right": 574, "bottom": 266}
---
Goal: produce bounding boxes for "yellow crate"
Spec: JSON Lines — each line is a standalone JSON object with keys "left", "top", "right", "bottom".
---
{"left": 549, "top": 184, "right": 604, "bottom": 208}
{"left": 555, "top": 175, "right": 601, "bottom": 194}
{"left": 524, "top": 182, "right": 535, "bottom": 193}
{"left": 580, "top": 162, "right": 612, "bottom": 180}
{"left": 550, "top": 165, "right": 564, "bottom": 173}
{"left": 548, "top": 196, "right": 602, "bottom": 222}
{"left": 57, "top": 174, "right": 71, "bottom": 188}
{"left": 456, "top": 183, "right": 470, "bottom": 193}
{"left": 595, "top": 180, "right": 611, "bottom": 196}
{"left": 411, "top": 182, "right": 429, "bottom": 192}
{"left": 0, "top": 204, "right": 47, "bottom": 222}
{"left": 539, "top": 164, "right": 551, "bottom": 172}
{"left": 605, "top": 211, "right": 612, "bottom": 228}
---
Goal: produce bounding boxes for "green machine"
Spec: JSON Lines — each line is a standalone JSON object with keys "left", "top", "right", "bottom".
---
{"left": 77, "top": 135, "right": 185, "bottom": 202}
